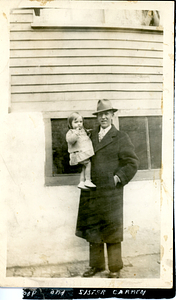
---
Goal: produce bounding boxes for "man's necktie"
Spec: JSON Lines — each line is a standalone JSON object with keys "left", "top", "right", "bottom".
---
{"left": 98, "top": 130, "right": 106, "bottom": 142}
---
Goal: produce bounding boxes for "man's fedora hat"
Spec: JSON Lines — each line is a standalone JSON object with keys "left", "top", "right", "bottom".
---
{"left": 92, "top": 99, "right": 118, "bottom": 115}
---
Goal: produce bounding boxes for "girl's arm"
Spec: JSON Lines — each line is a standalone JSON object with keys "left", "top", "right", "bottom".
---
{"left": 66, "top": 129, "right": 79, "bottom": 144}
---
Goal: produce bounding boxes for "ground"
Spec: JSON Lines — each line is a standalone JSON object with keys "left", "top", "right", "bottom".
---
{"left": 6, "top": 253, "right": 160, "bottom": 278}
{"left": 6, "top": 229, "right": 160, "bottom": 278}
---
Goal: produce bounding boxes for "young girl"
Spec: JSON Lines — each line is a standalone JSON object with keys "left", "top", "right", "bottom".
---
{"left": 66, "top": 112, "right": 96, "bottom": 190}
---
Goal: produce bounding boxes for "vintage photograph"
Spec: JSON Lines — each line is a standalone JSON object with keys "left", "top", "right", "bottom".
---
{"left": 0, "top": 0, "right": 174, "bottom": 290}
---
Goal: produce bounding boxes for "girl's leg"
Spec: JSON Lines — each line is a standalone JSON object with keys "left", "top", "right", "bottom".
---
{"left": 80, "top": 165, "right": 85, "bottom": 182}
{"left": 84, "top": 160, "right": 96, "bottom": 188}
{"left": 78, "top": 164, "right": 89, "bottom": 190}
{"left": 78, "top": 159, "right": 96, "bottom": 188}
{"left": 84, "top": 160, "right": 91, "bottom": 181}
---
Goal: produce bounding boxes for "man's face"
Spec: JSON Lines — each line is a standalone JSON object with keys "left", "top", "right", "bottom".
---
{"left": 97, "top": 110, "right": 114, "bottom": 129}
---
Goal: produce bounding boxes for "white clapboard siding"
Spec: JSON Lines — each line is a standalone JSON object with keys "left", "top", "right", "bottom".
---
{"left": 10, "top": 40, "right": 163, "bottom": 51}
{"left": 11, "top": 74, "right": 163, "bottom": 85}
{"left": 10, "top": 30, "right": 163, "bottom": 42}
{"left": 10, "top": 23, "right": 33, "bottom": 31}
{"left": 10, "top": 8, "right": 163, "bottom": 113}
{"left": 11, "top": 91, "right": 162, "bottom": 102}
{"left": 10, "top": 9, "right": 34, "bottom": 14}
{"left": 10, "top": 49, "right": 163, "bottom": 58}
{"left": 10, "top": 57, "right": 163, "bottom": 67}
{"left": 11, "top": 99, "right": 162, "bottom": 113}
{"left": 11, "top": 21, "right": 163, "bottom": 34}
{"left": 11, "top": 83, "right": 162, "bottom": 94}
{"left": 10, "top": 14, "right": 33, "bottom": 23}
{"left": 10, "top": 66, "right": 163, "bottom": 75}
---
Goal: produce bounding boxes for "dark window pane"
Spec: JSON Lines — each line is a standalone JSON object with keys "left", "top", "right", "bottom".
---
{"left": 119, "top": 117, "right": 148, "bottom": 170}
{"left": 148, "top": 116, "right": 162, "bottom": 169}
{"left": 51, "top": 118, "right": 97, "bottom": 175}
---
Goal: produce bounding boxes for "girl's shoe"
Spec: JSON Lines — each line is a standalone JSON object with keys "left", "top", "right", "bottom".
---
{"left": 84, "top": 180, "right": 96, "bottom": 188}
{"left": 78, "top": 181, "right": 89, "bottom": 190}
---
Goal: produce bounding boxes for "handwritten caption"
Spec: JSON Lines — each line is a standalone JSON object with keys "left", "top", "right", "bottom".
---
{"left": 23, "top": 288, "right": 147, "bottom": 298}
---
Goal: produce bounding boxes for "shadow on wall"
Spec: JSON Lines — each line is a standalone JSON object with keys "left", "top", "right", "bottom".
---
{"left": 142, "top": 10, "right": 160, "bottom": 26}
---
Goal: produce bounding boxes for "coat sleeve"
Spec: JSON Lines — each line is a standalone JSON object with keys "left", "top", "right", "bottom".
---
{"left": 115, "top": 132, "right": 139, "bottom": 186}
{"left": 66, "top": 129, "right": 79, "bottom": 144}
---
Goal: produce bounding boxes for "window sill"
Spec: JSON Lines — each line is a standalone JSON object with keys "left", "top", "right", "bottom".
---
{"left": 31, "top": 22, "right": 163, "bottom": 33}
{"left": 45, "top": 169, "right": 161, "bottom": 186}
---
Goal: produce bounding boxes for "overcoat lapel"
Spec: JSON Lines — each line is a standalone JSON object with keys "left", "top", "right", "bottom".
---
{"left": 92, "top": 125, "right": 117, "bottom": 153}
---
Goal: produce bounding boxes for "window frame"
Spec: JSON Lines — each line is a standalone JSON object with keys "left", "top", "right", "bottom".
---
{"left": 43, "top": 109, "right": 162, "bottom": 186}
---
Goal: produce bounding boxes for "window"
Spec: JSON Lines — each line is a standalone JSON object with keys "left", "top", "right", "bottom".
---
{"left": 44, "top": 114, "right": 162, "bottom": 186}
{"left": 119, "top": 116, "right": 162, "bottom": 170}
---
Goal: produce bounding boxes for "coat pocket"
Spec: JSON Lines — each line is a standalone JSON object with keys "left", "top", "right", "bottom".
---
{"left": 108, "top": 172, "right": 116, "bottom": 189}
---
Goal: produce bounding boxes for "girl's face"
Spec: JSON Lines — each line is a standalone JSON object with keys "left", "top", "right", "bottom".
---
{"left": 72, "top": 115, "right": 83, "bottom": 130}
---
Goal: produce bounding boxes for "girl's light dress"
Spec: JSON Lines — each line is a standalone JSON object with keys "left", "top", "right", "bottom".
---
{"left": 66, "top": 128, "right": 94, "bottom": 166}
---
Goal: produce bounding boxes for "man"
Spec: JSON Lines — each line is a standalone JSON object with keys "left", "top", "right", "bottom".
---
{"left": 76, "top": 99, "right": 139, "bottom": 278}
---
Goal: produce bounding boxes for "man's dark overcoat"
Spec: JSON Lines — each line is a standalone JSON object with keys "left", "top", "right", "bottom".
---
{"left": 76, "top": 124, "right": 138, "bottom": 243}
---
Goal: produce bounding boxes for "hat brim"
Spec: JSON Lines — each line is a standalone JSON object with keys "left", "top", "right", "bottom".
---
{"left": 92, "top": 108, "right": 118, "bottom": 115}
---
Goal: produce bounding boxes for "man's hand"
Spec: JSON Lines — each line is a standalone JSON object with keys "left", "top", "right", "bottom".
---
{"left": 114, "top": 175, "right": 121, "bottom": 186}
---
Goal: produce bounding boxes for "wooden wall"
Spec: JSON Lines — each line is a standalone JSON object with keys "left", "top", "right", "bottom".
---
{"left": 10, "top": 8, "right": 163, "bottom": 113}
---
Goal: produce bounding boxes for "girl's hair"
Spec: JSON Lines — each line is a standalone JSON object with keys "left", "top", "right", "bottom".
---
{"left": 67, "top": 112, "right": 84, "bottom": 129}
